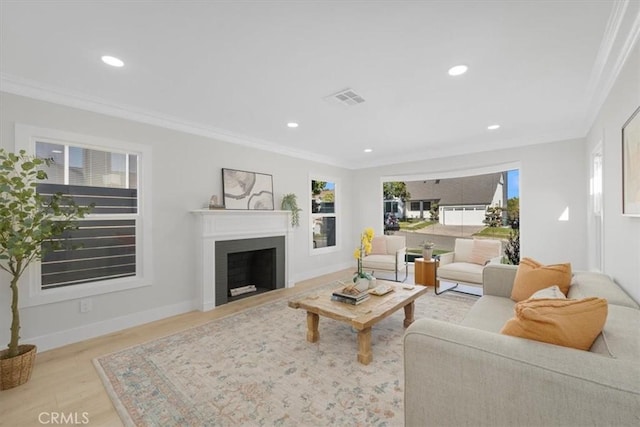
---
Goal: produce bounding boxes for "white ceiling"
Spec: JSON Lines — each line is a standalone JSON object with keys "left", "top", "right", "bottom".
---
{"left": 1, "top": 1, "right": 638, "bottom": 169}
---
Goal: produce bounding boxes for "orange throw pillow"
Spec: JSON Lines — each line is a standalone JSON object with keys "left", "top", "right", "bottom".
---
{"left": 500, "top": 297, "right": 607, "bottom": 351}
{"left": 511, "top": 257, "right": 572, "bottom": 302}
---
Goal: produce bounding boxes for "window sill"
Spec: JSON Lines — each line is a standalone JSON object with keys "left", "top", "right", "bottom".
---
{"left": 20, "top": 274, "right": 152, "bottom": 308}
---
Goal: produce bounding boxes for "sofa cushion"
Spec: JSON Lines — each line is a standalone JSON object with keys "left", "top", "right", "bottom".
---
{"left": 590, "top": 304, "right": 640, "bottom": 360}
{"left": 438, "top": 262, "right": 484, "bottom": 285}
{"left": 511, "top": 257, "right": 572, "bottom": 302}
{"left": 500, "top": 297, "right": 608, "bottom": 351}
{"left": 461, "top": 295, "right": 515, "bottom": 332}
{"left": 568, "top": 272, "right": 639, "bottom": 309}
{"left": 530, "top": 285, "right": 566, "bottom": 300}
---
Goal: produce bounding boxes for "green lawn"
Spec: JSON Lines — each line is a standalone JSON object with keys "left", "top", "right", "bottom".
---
{"left": 473, "top": 227, "right": 514, "bottom": 238}
{"left": 399, "top": 220, "right": 435, "bottom": 231}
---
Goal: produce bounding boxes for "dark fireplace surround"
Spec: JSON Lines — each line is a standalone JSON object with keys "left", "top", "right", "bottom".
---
{"left": 214, "top": 236, "right": 285, "bottom": 306}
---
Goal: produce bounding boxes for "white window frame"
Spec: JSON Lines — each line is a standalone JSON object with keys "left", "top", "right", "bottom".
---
{"left": 309, "top": 174, "right": 340, "bottom": 255}
{"left": 14, "top": 124, "right": 153, "bottom": 307}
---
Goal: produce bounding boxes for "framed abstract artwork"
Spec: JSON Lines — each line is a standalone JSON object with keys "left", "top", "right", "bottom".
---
{"left": 622, "top": 106, "right": 640, "bottom": 216}
{"left": 222, "top": 168, "right": 274, "bottom": 210}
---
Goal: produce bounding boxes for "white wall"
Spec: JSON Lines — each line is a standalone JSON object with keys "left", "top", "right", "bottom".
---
{"left": 0, "top": 92, "right": 354, "bottom": 351}
{"left": 353, "top": 138, "right": 588, "bottom": 269}
{"left": 585, "top": 41, "right": 640, "bottom": 302}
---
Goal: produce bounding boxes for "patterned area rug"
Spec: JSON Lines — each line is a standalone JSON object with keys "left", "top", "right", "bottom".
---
{"left": 94, "top": 282, "right": 477, "bottom": 426}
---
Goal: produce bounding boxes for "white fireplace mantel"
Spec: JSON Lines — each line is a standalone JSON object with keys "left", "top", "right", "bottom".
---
{"left": 191, "top": 209, "right": 294, "bottom": 311}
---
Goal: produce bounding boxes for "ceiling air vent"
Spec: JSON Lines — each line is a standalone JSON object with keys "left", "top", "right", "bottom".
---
{"left": 324, "top": 88, "right": 366, "bottom": 106}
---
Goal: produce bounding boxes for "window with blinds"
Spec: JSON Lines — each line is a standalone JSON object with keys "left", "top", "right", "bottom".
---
{"left": 36, "top": 141, "right": 139, "bottom": 290}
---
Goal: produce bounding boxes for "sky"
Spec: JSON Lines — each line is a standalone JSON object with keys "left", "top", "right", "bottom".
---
{"left": 508, "top": 169, "right": 519, "bottom": 199}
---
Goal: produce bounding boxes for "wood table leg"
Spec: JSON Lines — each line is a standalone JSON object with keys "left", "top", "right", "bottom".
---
{"left": 306, "top": 312, "right": 319, "bottom": 342}
{"left": 403, "top": 301, "right": 415, "bottom": 327}
{"left": 357, "top": 327, "right": 373, "bottom": 365}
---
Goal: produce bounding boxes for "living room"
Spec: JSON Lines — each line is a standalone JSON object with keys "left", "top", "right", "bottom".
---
{"left": 1, "top": 1, "right": 639, "bottom": 425}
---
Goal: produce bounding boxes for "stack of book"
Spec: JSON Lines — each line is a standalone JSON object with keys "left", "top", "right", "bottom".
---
{"left": 331, "top": 289, "right": 370, "bottom": 305}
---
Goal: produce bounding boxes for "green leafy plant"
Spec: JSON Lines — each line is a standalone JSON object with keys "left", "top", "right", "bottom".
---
{"left": 420, "top": 241, "right": 435, "bottom": 249}
{"left": 0, "top": 149, "right": 91, "bottom": 359}
{"left": 503, "top": 222, "right": 520, "bottom": 265}
{"left": 483, "top": 206, "right": 504, "bottom": 227}
{"left": 281, "top": 193, "right": 301, "bottom": 227}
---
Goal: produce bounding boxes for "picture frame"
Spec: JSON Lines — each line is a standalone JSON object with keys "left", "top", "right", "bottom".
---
{"left": 222, "top": 168, "right": 274, "bottom": 210}
{"left": 622, "top": 106, "right": 640, "bottom": 216}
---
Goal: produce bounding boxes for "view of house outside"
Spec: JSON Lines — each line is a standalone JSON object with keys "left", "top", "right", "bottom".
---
{"left": 383, "top": 170, "right": 520, "bottom": 263}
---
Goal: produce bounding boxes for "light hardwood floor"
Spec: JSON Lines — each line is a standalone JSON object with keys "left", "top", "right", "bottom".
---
{"left": 1, "top": 269, "right": 353, "bottom": 426}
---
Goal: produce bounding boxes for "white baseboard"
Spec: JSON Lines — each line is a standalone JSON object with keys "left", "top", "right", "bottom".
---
{"left": 26, "top": 300, "right": 198, "bottom": 352}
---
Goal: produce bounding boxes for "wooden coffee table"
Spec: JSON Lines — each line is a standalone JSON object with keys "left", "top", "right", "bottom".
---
{"left": 288, "top": 280, "right": 429, "bottom": 365}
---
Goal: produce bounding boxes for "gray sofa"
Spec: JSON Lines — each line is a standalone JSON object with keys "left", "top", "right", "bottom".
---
{"left": 404, "top": 264, "right": 640, "bottom": 426}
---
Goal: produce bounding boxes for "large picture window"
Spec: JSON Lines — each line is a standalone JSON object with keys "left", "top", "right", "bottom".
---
{"left": 36, "top": 142, "right": 139, "bottom": 289}
{"left": 15, "top": 124, "right": 152, "bottom": 306}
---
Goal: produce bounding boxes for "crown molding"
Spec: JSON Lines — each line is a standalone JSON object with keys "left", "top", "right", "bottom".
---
{"left": 352, "top": 129, "right": 582, "bottom": 170}
{"left": 583, "top": 0, "right": 640, "bottom": 133}
{"left": 0, "top": 73, "right": 350, "bottom": 169}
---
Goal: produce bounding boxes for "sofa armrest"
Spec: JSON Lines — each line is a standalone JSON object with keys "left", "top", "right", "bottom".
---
{"left": 482, "top": 263, "right": 517, "bottom": 297}
{"left": 404, "top": 319, "right": 640, "bottom": 427}
{"left": 438, "top": 251, "right": 454, "bottom": 266}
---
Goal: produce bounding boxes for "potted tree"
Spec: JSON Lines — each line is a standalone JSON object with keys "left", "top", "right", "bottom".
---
{"left": 0, "top": 149, "right": 90, "bottom": 390}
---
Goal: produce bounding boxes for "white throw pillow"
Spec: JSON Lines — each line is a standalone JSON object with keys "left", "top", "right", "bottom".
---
{"left": 529, "top": 285, "right": 567, "bottom": 300}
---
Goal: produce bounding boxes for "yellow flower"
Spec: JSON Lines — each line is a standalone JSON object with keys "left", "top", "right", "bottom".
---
{"left": 363, "top": 241, "right": 372, "bottom": 255}
{"left": 364, "top": 227, "right": 374, "bottom": 242}
{"left": 353, "top": 248, "right": 361, "bottom": 260}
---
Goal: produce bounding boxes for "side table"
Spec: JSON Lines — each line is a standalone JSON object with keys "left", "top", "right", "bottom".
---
{"left": 414, "top": 257, "right": 438, "bottom": 286}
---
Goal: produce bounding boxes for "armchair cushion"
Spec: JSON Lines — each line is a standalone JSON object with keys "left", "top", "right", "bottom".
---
{"left": 470, "top": 239, "right": 502, "bottom": 265}
{"left": 361, "top": 235, "right": 407, "bottom": 276}
{"left": 438, "top": 262, "right": 485, "bottom": 285}
{"left": 370, "top": 237, "right": 387, "bottom": 255}
{"left": 437, "top": 238, "right": 503, "bottom": 286}
{"left": 384, "top": 235, "right": 406, "bottom": 254}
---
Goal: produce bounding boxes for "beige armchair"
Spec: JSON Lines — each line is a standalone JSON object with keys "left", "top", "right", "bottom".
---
{"left": 361, "top": 235, "right": 408, "bottom": 282}
{"left": 436, "top": 238, "right": 502, "bottom": 294}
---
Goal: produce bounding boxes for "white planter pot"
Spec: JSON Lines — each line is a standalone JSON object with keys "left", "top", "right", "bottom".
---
{"left": 355, "top": 277, "right": 370, "bottom": 292}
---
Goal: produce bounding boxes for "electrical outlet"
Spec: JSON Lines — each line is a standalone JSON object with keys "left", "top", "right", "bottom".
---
{"left": 79, "top": 298, "right": 92, "bottom": 313}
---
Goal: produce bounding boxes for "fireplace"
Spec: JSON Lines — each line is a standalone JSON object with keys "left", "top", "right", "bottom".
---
{"left": 215, "top": 236, "right": 285, "bottom": 305}
{"left": 192, "top": 209, "right": 294, "bottom": 311}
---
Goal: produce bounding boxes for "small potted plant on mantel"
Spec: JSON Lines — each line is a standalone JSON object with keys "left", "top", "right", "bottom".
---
{"left": 0, "top": 149, "right": 90, "bottom": 390}
{"left": 280, "top": 193, "right": 301, "bottom": 227}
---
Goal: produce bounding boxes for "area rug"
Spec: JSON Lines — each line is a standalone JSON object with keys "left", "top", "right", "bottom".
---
{"left": 94, "top": 282, "right": 477, "bottom": 427}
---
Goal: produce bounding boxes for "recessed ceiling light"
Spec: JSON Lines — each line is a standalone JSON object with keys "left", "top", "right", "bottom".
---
{"left": 448, "top": 65, "right": 468, "bottom": 76}
{"left": 487, "top": 124, "right": 501, "bottom": 130}
{"left": 101, "top": 55, "right": 124, "bottom": 67}
{"left": 364, "top": 148, "right": 373, "bottom": 153}
{"left": 287, "top": 122, "right": 299, "bottom": 128}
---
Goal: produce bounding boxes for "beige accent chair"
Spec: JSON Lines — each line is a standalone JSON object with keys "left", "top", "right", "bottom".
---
{"left": 436, "top": 238, "right": 502, "bottom": 294}
{"left": 361, "top": 235, "right": 408, "bottom": 282}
